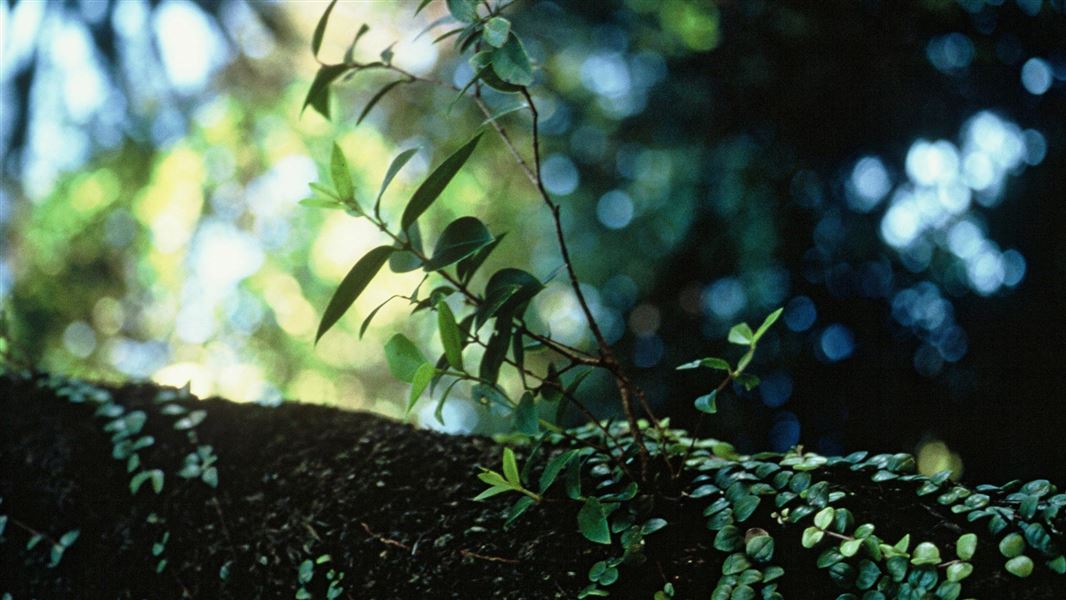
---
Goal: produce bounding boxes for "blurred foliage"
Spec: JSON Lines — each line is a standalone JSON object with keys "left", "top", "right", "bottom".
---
{"left": 2, "top": 0, "right": 1065, "bottom": 481}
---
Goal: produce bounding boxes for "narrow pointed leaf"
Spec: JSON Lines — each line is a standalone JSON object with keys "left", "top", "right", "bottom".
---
{"left": 344, "top": 24, "right": 370, "bottom": 63}
{"left": 436, "top": 300, "right": 464, "bottom": 370}
{"left": 375, "top": 148, "right": 419, "bottom": 215}
{"left": 311, "top": 0, "right": 338, "bottom": 58}
{"left": 514, "top": 392, "right": 538, "bottom": 435}
{"left": 473, "top": 485, "right": 512, "bottom": 501}
{"left": 424, "top": 216, "right": 494, "bottom": 271}
{"left": 331, "top": 143, "right": 354, "bottom": 201}
{"left": 406, "top": 362, "right": 436, "bottom": 416}
{"left": 457, "top": 232, "right": 506, "bottom": 283}
{"left": 302, "top": 64, "right": 350, "bottom": 120}
{"left": 357, "top": 80, "right": 406, "bottom": 125}
{"left": 753, "top": 307, "right": 784, "bottom": 342}
{"left": 415, "top": 0, "right": 435, "bottom": 15}
{"left": 502, "top": 448, "right": 520, "bottom": 485}
{"left": 539, "top": 449, "right": 578, "bottom": 493}
{"left": 316, "top": 246, "right": 395, "bottom": 343}
{"left": 479, "top": 317, "right": 512, "bottom": 385}
{"left": 360, "top": 295, "right": 402, "bottom": 339}
{"left": 401, "top": 133, "right": 484, "bottom": 231}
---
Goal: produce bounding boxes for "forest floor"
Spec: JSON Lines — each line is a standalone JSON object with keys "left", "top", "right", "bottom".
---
{"left": 1, "top": 371, "right": 1063, "bottom": 599}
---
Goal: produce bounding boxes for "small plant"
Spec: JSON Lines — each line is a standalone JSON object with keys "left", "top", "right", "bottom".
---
{"left": 298, "top": 2, "right": 1065, "bottom": 597}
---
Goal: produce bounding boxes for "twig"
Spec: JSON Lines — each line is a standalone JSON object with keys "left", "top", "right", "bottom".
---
{"left": 459, "top": 548, "right": 521, "bottom": 564}
{"left": 360, "top": 522, "right": 411, "bottom": 551}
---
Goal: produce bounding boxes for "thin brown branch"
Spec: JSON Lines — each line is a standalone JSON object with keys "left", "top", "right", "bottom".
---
{"left": 459, "top": 548, "right": 521, "bottom": 564}
{"left": 360, "top": 522, "right": 411, "bottom": 551}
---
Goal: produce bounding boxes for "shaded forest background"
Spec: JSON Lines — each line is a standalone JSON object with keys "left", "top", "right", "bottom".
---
{"left": 2, "top": 0, "right": 1064, "bottom": 485}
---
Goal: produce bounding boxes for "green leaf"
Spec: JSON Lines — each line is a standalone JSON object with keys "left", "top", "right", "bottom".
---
{"left": 401, "top": 133, "right": 484, "bottom": 231}
{"left": 384, "top": 334, "right": 427, "bottom": 383}
{"left": 504, "top": 496, "right": 534, "bottom": 529}
{"left": 130, "top": 469, "right": 164, "bottom": 495}
{"left": 856, "top": 559, "right": 880, "bottom": 590}
{"left": 735, "top": 373, "right": 760, "bottom": 391}
{"left": 694, "top": 391, "right": 718, "bottom": 414}
{"left": 956, "top": 533, "right": 977, "bottom": 561}
{"left": 344, "top": 23, "right": 370, "bottom": 62}
{"left": 317, "top": 247, "right": 394, "bottom": 343}
{"left": 457, "top": 232, "right": 506, "bottom": 283}
{"left": 578, "top": 498, "right": 611, "bottom": 544}
{"left": 999, "top": 532, "right": 1025, "bottom": 558}
{"left": 677, "top": 357, "right": 731, "bottom": 371}
{"left": 469, "top": 51, "right": 525, "bottom": 93}
{"left": 733, "top": 495, "right": 760, "bottom": 522}
{"left": 728, "top": 322, "right": 755, "bottom": 346}
{"left": 491, "top": 34, "right": 534, "bottom": 86}
{"left": 415, "top": 0, "right": 434, "bottom": 15}
{"left": 479, "top": 318, "right": 512, "bottom": 385}
{"left": 753, "top": 307, "right": 784, "bottom": 342}
{"left": 299, "top": 198, "right": 342, "bottom": 209}
{"left": 311, "top": 0, "right": 338, "bottom": 57}
{"left": 202, "top": 466, "right": 219, "bottom": 488}
{"left": 840, "top": 538, "right": 862, "bottom": 557}
{"left": 1005, "top": 555, "right": 1033, "bottom": 578}
{"left": 714, "top": 525, "right": 742, "bottom": 552}
{"left": 48, "top": 544, "right": 66, "bottom": 568}
{"left": 58, "top": 529, "right": 80, "bottom": 547}
{"left": 424, "top": 216, "right": 494, "bottom": 271}
{"left": 482, "top": 16, "right": 511, "bottom": 47}
{"left": 375, "top": 148, "right": 419, "bottom": 215}
{"left": 1046, "top": 555, "right": 1066, "bottom": 574}
{"left": 946, "top": 562, "right": 972, "bottom": 582}
{"left": 502, "top": 448, "right": 520, "bottom": 486}
{"left": 331, "top": 143, "right": 354, "bottom": 201}
{"left": 446, "top": 0, "right": 479, "bottom": 22}
{"left": 357, "top": 80, "right": 406, "bottom": 125}
{"left": 477, "top": 470, "right": 510, "bottom": 488}
{"left": 814, "top": 507, "right": 835, "bottom": 530}
{"left": 359, "top": 295, "right": 401, "bottom": 339}
{"left": 302, "top": 64, "right": 350, "bottom": 120}
{"left": 436, "top": 301, "right": 464, "bottom": 371}
{"left": 802, "top": 526, "right": 824, "bottom": 548}
{"left": 722, "top": 553, "right": 752, "bottom": 575}
{"left": 910, "top": 542, "right": 941, "bottom": 565}
{"left": 539, "top": 449, "right": 578, "bottom": 493}
{"left": 473, "top": 485, "right": 512, "bottom": 501}
{"left": 746, "top": 533, "right": 775, "bottom": 563}
{"left": 471, "top": 382, "right": 509, "bottom": 409}
{"left": 1023, "top": 522, "right": 1051, "bottom": 553}
{"left": 380, "top": 42, "right": 395, "bottom": 65}
{"left": 482, "top": 268, "right": 543, "bottom": 322}
{"left": 389, "top": 222, "right": 424, "bottom": 273}
{"left": 514, "top": 392, "right": 538, "bottom": 435}
{"left": 406, "top": 362, "right": 436, "bottom": 416}
{"left": 641, "top": 518, "right": 668, "bottom": 535}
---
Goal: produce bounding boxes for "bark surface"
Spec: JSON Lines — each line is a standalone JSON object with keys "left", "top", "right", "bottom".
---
{"left": 1, "top": 372, "right": 1062, "bottom": 599}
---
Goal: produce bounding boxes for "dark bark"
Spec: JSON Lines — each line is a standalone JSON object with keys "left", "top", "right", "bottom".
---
{"left": 1, "top": 371, "right": 1062, "bottom": 599}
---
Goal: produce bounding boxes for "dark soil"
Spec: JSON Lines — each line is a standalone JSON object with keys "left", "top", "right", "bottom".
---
{"left": 1, "top": 372, "right": 1063, "bottom": 599}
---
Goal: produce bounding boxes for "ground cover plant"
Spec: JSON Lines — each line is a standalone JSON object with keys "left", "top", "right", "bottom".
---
{"left": 1, "top": 1, "right": 1064, "bottom": 599}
